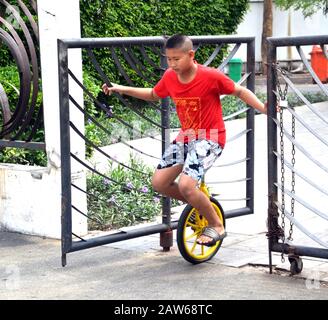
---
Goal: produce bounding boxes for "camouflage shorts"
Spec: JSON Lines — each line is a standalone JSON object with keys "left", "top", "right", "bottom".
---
{"left": 157, "top": 139, "right": 223, "bottom": 182}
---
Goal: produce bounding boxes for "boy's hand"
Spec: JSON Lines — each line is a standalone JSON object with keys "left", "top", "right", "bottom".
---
{"left": 102, "top": 83, "right": 125, "bottom": 96}
{"left": 264, "top": 101, "right": 268, "bottom": 114}
{"left": 263, "top": 101, "right": 280, "bottom": 114}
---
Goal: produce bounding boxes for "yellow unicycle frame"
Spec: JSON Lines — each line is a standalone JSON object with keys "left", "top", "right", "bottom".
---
{"left": 177, "top": 179, "right": 226, "bottom": 264}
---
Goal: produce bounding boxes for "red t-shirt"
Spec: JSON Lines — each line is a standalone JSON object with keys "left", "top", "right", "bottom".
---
{"left": 154, "top": 63, "right": 235, "bottom": 148}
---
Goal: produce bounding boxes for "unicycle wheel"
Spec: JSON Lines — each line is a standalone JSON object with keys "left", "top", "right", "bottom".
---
{"left": 177, "top": 197, "right": 225, "bottom": 264}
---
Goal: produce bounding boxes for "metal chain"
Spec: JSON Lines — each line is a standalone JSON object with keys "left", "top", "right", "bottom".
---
{"left": 275, "top": 63, "right": 289, "bottom": 101}
{"left": 279, "top": 102, "right": 286, "bottom": 263}
{"left": 274, "top": 63, "right": 289, "bottom": 263}
{"left": 274, "top": 63, "right": 297, "bottom": 246}
{"left": 274, "top": 62, "right": 299, "bottom": 262}
{"left": 288, "top": 113, "right": 296, "bottom": 241}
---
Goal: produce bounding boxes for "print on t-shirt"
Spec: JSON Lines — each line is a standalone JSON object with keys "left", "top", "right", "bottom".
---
{"left": 173, "top": 97, "right": 201, "bottom": 132}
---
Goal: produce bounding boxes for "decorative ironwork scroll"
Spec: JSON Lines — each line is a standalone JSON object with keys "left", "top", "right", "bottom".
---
{"left": 0, "top": 0, "right": 44, "bottom": 150}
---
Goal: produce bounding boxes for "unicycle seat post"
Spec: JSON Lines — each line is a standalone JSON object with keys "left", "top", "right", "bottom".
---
{"left": 199, "top": 176, "right": 210, "bottom": 198}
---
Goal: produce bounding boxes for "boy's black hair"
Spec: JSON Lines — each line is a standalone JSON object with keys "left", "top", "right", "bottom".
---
{"left": 164, "top": 34, "right": 193, "bottom": 51}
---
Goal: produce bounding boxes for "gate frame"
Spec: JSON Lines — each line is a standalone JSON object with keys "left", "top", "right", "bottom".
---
{"left": 58, "top": 35, "right": 256, "bottom": 266}
{"left": 267, "top": 35, "right": 328, "bottom": 273}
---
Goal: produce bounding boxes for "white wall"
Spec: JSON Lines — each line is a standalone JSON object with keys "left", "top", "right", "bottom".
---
{"left": 0, "top": 0, "right": 87, "bottom": 239}
{"left": 0, "top": 165, "right": 63, "bottom": 238}
{"left": 234, "top": 0, "right": 328, "bottom": 61}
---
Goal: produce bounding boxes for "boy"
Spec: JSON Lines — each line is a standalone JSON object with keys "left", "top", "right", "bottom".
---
{"left": 102, "top": 34, "right": 267, "bottom": 246}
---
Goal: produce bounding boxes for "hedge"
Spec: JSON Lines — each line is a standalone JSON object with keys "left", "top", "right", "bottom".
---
{"left": 80, "top": 0, "right": 250, "bottom": 84}
{"left": 81, "top": 0, "right": 249, "bottom": 38}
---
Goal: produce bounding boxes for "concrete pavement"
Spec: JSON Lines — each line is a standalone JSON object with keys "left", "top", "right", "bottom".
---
{"left": 1, "top": 230, "right": 328, "bottom": 300}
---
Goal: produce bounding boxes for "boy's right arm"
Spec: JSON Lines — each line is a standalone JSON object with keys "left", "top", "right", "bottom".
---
{"left": 102, "top": 83, "right": 160, "bottom": 102}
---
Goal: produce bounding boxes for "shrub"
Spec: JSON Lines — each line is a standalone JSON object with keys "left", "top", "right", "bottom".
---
{"left": 0, "top": 64, "right": 20, "bottom": 114}
{"left": 287, "top": 91, "right": 328, "bottom": 108}
{"left": 86, "top": 154, "right": 180, "bottom": 230}
{"left": 0, "top": 147, "right": 47, "bottom": 166}
{"left": 80, "top": 0, "right": 250, "bottom": 87}
{"left": 0, "top": 1, "right": 38, "bottom": 67}
{"left": 80, "top": 0, "right": 249, "bottom": 41}
{"left": 0, "top": 65, "right": 46, "bottom": 165}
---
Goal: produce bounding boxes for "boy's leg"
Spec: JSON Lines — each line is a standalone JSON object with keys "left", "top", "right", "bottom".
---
{"left": 178, "top": 173, "right": 225, "bottom": 244}
{"left": 153, "top": 141, "right": 188, "bottom": 202}
{"left": 179, "top": 139, "right": 225, "bottom": 245}
{"left": 152, "top": 165, "right": 187, "bottom": 202}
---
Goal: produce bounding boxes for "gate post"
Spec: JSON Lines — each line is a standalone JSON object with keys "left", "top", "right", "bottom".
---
{"left": 159, "top": 42, "right": 173, "bottom": 251}
{"left": 266, "top": 39, "right": 279, "bottom": 273}
{"left": 38, "top": 0, "right": 86, "bottom": 242}
{"left": 246, "top": 39, "right": 255, "bottom": 213}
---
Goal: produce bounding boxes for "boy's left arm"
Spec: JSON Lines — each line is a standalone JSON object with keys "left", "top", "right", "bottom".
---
{"left": 232, "top": 84, "right": 267, "bottom": 115}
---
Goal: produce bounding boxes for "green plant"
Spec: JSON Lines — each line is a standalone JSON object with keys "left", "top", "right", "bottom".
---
{"left": 0, "top": 64, "right": 20, "bottom": 114}
{"left": 0, "top": 2, "right": 45, "bottom": 166}
{"left": 275, "top": 0, "right": 328, "bottom": 17}
{"left": 221, "top": 95, "right": 247, "bottom": 118}
{"left": 86, "top": 154, "right": 180, "bottom": 230}
{"left": 80, "top": 0, "right": 249, "bottom": 85}
{"left": 0, "top": 64, "right": 43, "bottom": 119}
{"left": 287, "top": 91, "right": 328, "bottom": 108}
{"left": 0, "top": 0, "right": 38, "bottom": 67}
{"left": 0, "top": 65, "right": 46, "bottom": 166}
{"left": 0, "top": 147, "right": 47, "bottom": 166}
{"left": 81, "top": 0, "right": 249, "bottom": 42}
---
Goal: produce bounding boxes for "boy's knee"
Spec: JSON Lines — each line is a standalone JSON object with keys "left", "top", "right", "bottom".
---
{"left": 178, "top": 180, "right": 195, "bottom": 199}
{"left": 152, "top": 174, "right": 164, "bottom": 193}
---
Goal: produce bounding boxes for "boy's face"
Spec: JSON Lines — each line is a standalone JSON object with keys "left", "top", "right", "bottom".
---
{"left": 165, "top": 48, "right": 195, "bottom": 75}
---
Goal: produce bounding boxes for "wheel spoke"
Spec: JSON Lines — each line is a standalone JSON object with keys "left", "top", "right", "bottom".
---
{"left": 186, "top": 221, "right": 198, "bottom": 227}
{"left": 190, "top": 239, "right": 198, "bottom": 253}
{"left": 185, "top": 230, "right": 201, "bottom": 241}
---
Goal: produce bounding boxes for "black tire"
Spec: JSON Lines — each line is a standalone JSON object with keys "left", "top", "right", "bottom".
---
{"left": 177, "top": 197, "right": 225, "bottom": 264}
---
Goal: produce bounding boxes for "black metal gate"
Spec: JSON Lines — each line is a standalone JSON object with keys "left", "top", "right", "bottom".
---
{"left": 267, "top": 35, "right": 328, "bottom": 274}
{"left": 58, "top": 35, "right": 256, "bottom": 266}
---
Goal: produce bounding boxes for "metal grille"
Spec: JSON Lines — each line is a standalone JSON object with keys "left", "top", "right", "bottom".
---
{"left": 0, "top": 0, "right": 45, "bottom": 151}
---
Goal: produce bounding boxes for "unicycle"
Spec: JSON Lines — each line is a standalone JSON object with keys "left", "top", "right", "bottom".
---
{"left": 177, "top": 180, "right": 226, "bottom": 264}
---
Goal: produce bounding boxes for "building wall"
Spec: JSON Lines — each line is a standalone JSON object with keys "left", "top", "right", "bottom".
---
{"left": 234, "top": 0, "right": 328, "bottom": 61}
